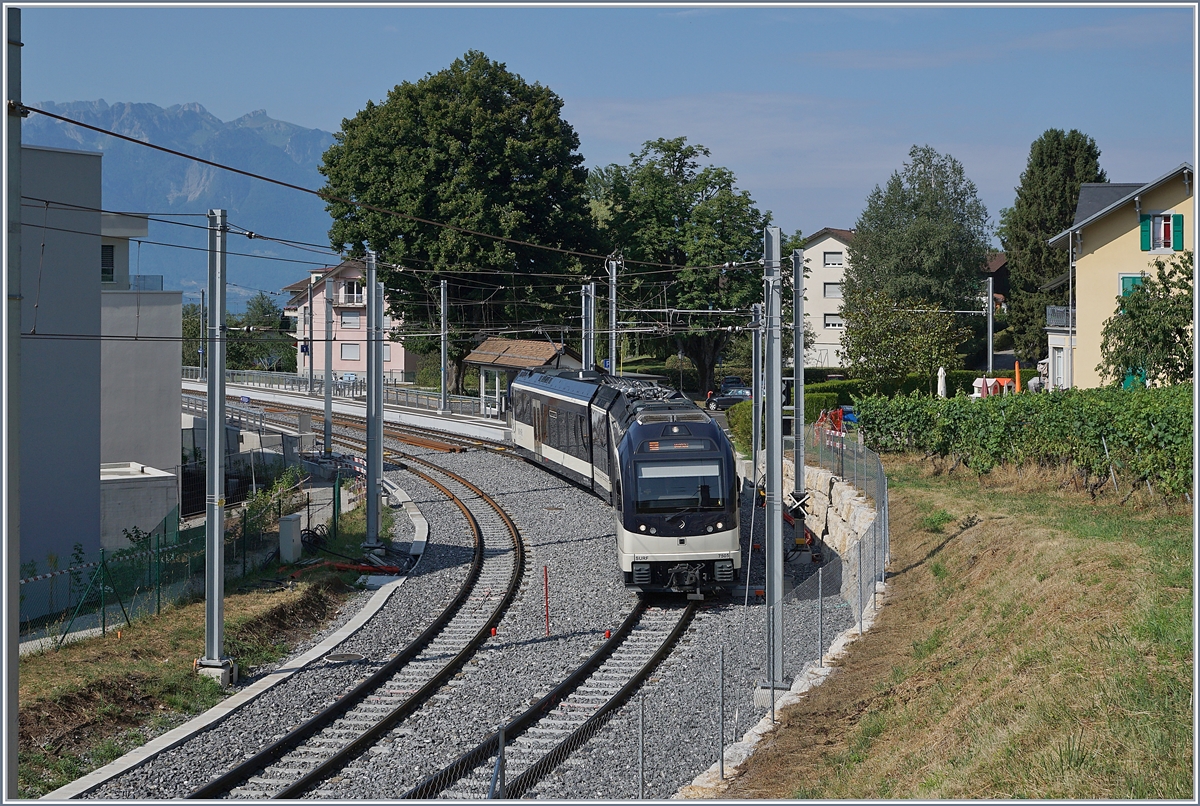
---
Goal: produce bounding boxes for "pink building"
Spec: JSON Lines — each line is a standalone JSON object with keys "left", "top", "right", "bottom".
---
{"left": 283, "top": 259, "right": 419, "bottom": 383}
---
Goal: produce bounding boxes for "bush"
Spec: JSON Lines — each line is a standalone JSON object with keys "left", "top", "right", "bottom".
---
{"left": 799, "top": 392, "right": 839, "bottom": 424}
{"left": 726, "top": 400, "right": 754, "bottom": 457}
{"left": 854, "top": 384, "right": 1193, "bottom": 497}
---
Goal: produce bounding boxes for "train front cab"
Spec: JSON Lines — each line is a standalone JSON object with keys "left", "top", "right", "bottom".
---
{"left": 615, "top": 415, "right": 740, "bottom": 595}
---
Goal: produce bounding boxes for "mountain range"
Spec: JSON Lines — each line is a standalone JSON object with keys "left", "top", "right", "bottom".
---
{"left": 22, "top": 100, "right": 339, "bottom": 307}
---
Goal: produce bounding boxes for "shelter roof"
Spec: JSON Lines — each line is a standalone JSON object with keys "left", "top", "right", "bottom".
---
{"left": 464, "top": 337, "right": 579, "bottom": 370}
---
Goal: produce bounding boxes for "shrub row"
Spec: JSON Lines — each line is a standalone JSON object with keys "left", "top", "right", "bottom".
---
{"left": 723, "top": 393, "right": 840, "bottom": 457}
{"left": 854, "top": 384, "right": 1193, "bottom": 497}
{"left": 803, "top": 369, "right": 1027, "bottom": 406}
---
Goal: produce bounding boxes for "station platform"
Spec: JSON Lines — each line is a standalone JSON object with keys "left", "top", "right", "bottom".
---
{"left": 181, "top": 380, "right": 511, "bottom": 444}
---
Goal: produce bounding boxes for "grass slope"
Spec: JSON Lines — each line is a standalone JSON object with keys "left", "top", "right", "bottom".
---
{"left": 723, "top": 456, "right": 1192, "bottom": 799}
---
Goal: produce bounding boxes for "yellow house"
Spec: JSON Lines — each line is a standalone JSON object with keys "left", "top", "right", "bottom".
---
{"left": 1047, "top": 163, "right": 1193, "bottom": 389}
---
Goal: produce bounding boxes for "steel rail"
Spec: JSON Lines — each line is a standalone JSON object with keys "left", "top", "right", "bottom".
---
{"left": 185, "top": 462, "right": 524, "bottom": 800}
{"left": 403, "top": 601, "right": 697, "bottom": 799}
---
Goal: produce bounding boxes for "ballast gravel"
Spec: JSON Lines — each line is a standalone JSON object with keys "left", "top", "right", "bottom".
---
{"left": 85, "top": 433, "right": 859, "bottom": 801}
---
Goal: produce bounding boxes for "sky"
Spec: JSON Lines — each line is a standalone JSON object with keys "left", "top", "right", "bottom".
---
{"left": 18, "top": 2, "right": 1197, "bottom": 249}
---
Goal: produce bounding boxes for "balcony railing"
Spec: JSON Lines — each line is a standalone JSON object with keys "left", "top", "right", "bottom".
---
{"left": 1046, "top": 306, "right": 1075, "bottom": 328}
{"left": 338, "top": 293, "right": 365, "bottom": 306}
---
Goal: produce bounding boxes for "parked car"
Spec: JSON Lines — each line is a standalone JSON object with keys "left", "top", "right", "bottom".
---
{"left": 707, "top": 386, "right": 752, "bottom": 411}
{"left": 718, "top": 375, "right": 746, "bottom": 393}
{"left": 342, "top": 373, "right": 358, "bottom": 383}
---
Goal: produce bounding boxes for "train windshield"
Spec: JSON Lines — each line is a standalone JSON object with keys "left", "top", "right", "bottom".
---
{"left": 634, "top": 461, "right": 725, "bottom": 514}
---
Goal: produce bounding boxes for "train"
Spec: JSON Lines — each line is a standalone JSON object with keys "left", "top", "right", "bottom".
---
{"left": 508, "top": 368, "right": 741, "bottom": 596}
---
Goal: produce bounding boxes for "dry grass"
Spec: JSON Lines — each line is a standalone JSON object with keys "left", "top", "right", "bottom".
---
{"left": 720, "top": 454, "right": 1192, "bottom": 799}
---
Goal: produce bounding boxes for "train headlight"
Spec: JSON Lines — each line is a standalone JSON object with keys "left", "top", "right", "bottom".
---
{"left": 706, "top": 525, "right": 714, "bottom": 533}
{"left": 716, "top": 522, "right": 724, "bottom": 530}
{"left": 649, "top": 527, "right": 657, "bottom": 535}
{"left": 639, "top": 524, "right": 647, "bottom": 532}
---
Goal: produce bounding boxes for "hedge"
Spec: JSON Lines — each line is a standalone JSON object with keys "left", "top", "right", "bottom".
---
{"left": 854, "top": 384, "right": 1193, "bottom": 497}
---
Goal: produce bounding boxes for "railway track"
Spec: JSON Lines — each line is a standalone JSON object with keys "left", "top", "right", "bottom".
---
{"left": 185, "top": 460, "right": 525, "bottom": 800}
{"left": 403, "top": 600, "right": 696, "bottom": 800}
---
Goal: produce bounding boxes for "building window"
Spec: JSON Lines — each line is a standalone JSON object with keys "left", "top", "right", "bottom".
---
{"left": 1141, "top": 212, "right": 1184, "bottom": 251}
{"left": 341, "top": 310, "right": 360, "bottom": 329}
{"left": 1120, "top": 274, "right": 1145, "bottom": 297}
{"left": 823, "top": 282, "right": 842, "bottom": 298}
{"left": 343, "top": 280, "right": 364, "bottom": 304}
{"left": 383, "top": 344, "right": 392, "bottom": 362}
{"left": 340, "top": 343, "right": 360, "bottom": 361}
{"left": 101, "top": 244, "right": 114, "bottom": 283}
{"left": 824, "top": 313, "right": 845, "bottom": 329}
{"left": 823, "top": 251, "right": 844, "bottom": 268}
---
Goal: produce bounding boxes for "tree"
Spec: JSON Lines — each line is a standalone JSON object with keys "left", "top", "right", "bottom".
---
{"left": 593, "top": 137, "right": 779, "bottom": 393}
{"left": 319, "top": 51, "right": 598, "bottom": 392}
{"left": 840, "top": 289, "right": 970, "bottom": 394}
{"left": 845, "top": 144, "right": 992, "bottom": 311}
{"left": 225, "top": 292, "right": 295, "bottom": 373}
{"left": 1097, "top": 250, "right": 1193, "bottom": 387}
{"left": 998, "top": 129, "right": 1105, "bottom": 364}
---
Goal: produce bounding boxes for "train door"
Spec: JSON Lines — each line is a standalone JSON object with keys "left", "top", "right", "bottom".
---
{"left": 532, "top": 399, "right": 546, "bottom": 459}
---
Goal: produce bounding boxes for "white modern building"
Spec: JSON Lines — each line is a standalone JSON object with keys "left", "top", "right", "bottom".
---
{"left": 19, "top": 145, "right": 182, "bottom": 570}
{"left": 802, "top": 227, "right": 854, "bottom": 368}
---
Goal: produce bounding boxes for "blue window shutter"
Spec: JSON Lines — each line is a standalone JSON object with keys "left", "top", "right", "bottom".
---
{"left": 1139, "top": 215, "right": 1151, "bottom": 250}
{"left": 1172, "top": 214, "right": 1184, "bottom": 250}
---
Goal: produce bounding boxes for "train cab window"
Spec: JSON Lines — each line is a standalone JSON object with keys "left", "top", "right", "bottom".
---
{"left": 634, "top": 461, "right": 725, "bottom": 514}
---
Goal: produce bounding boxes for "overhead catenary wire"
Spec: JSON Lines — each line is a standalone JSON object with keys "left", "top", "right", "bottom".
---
{"left": 16, "top": 103, "right": 763, "bottom": 274}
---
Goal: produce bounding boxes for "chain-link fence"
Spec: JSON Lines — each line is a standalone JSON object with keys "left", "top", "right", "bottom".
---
{"left": 17, "top": 473, "right": 324, "bottom": 648}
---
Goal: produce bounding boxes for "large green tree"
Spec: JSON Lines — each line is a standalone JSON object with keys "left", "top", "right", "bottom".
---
{"left": 845, "top": 144, "right": 992, "bottom": 311}
{"left": 319, "top": 51, "right": 598, "bottom": 391}
{"left": 840, "top": 289, "right": 970, "bottom": 394}
{"left": 593, "top": 137, "right": 781, "bottom": 392}
{"left": 1097, "top": 250, "right": 1193, "bottom": 387}
{"left": 998, "top": 129, "right": 1106, "bottom": 364}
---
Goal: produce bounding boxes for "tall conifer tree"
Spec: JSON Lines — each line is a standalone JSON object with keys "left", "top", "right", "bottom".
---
{"left": 998, "top": 129, "right": 1105, "bottom": 364}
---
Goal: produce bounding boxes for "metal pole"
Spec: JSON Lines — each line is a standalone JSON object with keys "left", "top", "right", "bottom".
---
{"left": 201, "top": 208, "right": 228, "bottom": 670}
{"left": 764, "top": 227, "right": 784, "bottom": 688}
{"left": 365, "top": 253, "right": 380, "bottom": 548}
{"left": 4, "top": 21, "right": 19, "bottom": 790}
{"left": 307, "top": 280, "right": 314, "bottom": 393}
{"left": 609, "top": 256, "right": 618, "bottom": 374}
{"left": 199, "top": 290, "right": 205, "bottom": 380}
{"left": 324, "top": 278, "right": 333, "bottom": 454}
{"left": 439, "top": 278, "right": 449, "bottom": 413}
{"left": 581, "top": 283, "right": 593, "bottom": 371}
{"left": 374, "top": 280, "right": 384, "bottom": 534}
{"left": 986, "top": 275, "right": 994, "bottom": 375}
{"left": 793, "top": 249, "right": 804, "bottom": 495}
{"left": 751, "top": 303, "right": 762, "bottom": 473}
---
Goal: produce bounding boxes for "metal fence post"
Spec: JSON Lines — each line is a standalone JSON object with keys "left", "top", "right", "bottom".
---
{"left": 719, "top": 644, "right": 725, "bottom": 781}
{"left": 99, "top": 549, "right": 106, "bottom": 636}
{"left": 155, "top": 531, "right": 161, "bottom": 616}
{"left": 817, "top": 565, "right": 823, "bottom": 668}
{"left": 857, "top": 539, "right": 863, "bottom": 635}
{"left": 242, "top": 508, "right": 248, "bottom": 578}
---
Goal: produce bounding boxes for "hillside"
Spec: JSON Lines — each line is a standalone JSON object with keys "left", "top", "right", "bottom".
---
{"left": 719, "top": 457, "right": 1192, "bottom": 799}
{"left": 22, "top": 100, "right": 337, "bottom": 307}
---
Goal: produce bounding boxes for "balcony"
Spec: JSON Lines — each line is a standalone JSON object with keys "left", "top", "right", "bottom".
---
{"left": 337, "top": 293, "right": 365, "bottom": 306}
{"left": 1045, "top": 306, "right": 1075, "bottom": 328}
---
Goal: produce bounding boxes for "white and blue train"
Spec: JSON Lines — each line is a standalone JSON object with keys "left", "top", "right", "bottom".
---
{"left": 509, "top": 369, "right": 741, "bottom": 595}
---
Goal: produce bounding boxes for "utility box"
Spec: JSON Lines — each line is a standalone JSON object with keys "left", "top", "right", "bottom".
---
{"left": 280, "top": 513, "right": 302, "bottom": 564}
{"left": 297, "top": 413, "right": 312, "bottom": 434}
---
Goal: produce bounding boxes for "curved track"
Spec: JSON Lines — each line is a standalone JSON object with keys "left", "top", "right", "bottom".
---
{"left": 186, "top": 461, "right": 525, "bottom": 800}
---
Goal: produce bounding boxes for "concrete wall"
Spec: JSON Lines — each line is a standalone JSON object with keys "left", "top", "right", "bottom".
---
{"left": 1071, "top": 176, "right": 1193, "bottom": 389}
{"left": 803, "top": 232, "right": 850, "bottom": 368}
{"left": 19, "top": 145, "right": 102, "bottom": 571}
{"left": 99, "top": 463, "right": 177, "bottom": 550}
{"left": 100, "top": 290, "right": 182, "bottom": 472}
